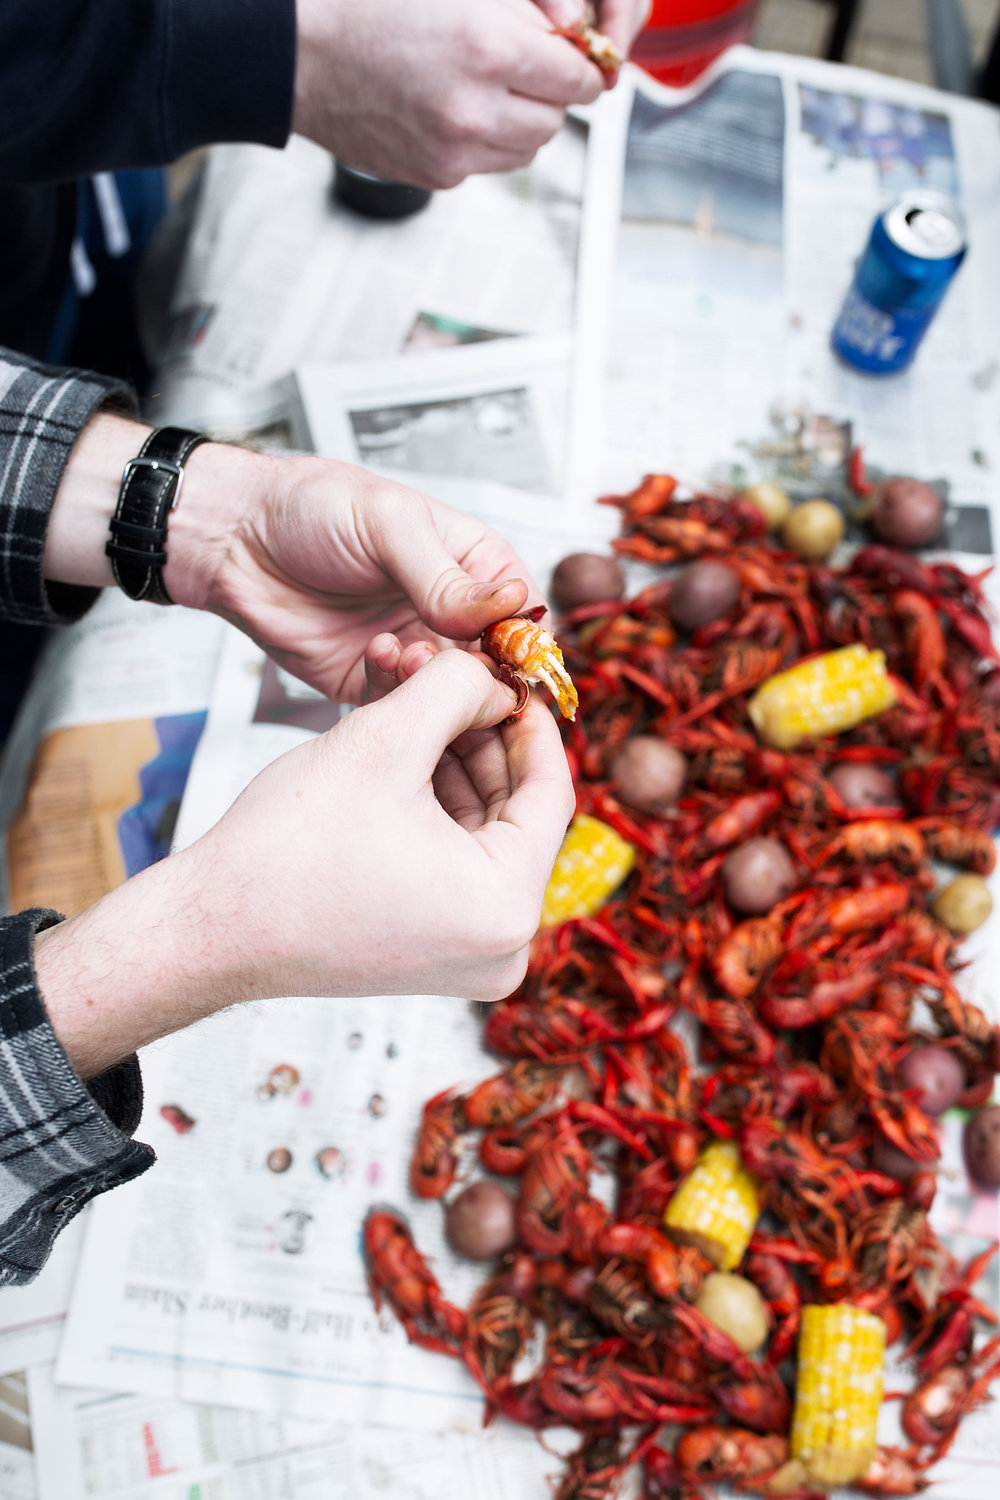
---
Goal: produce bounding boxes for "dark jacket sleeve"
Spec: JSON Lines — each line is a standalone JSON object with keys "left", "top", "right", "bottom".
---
{"left": 0, "top": 910, "right": 154, "bottom": 1286}
{"left": 0, "top": 0, "right": 297, "bottom": 185}
{"left": 0, "top": 346, "right": 136, "bottom": 625}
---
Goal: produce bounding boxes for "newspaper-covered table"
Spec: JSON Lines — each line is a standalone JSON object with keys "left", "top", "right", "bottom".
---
{"left": 570, "top": 45, "right": 1000, "bottom": 528}
{"left": 145, "top": 122, "right": 587, "bottom": 438}
{"left": 12, "top": 41, "right": 1000, "bottom": 1500}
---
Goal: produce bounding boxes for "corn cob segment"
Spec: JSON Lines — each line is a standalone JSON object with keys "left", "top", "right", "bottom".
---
{"left": 790, "top": 1303, "right": 886, "bottom": 1489}
{"left": 748, "top": 644, "right": 896, "bottom": 750}
{"left": 662, "top": 1139, "right": 760, "bottom": 1271}
{"left": 539, "top": 813, "right": 635, "bottom": 928}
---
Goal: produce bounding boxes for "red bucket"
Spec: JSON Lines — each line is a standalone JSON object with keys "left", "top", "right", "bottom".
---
{"left": 631, "top": 0, "right": 761, "bottom": 87}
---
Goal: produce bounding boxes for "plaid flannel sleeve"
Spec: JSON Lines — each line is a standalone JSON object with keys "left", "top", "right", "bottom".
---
{"left": 0, "top": 346, "right": 135, "bottom": 626}
{"left": 0, "top": 910, "right": 154, "bottom": 1285}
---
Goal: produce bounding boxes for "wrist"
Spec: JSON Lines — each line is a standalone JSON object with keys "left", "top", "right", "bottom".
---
{"left": 161, "top": 440, "right": 275, "bottom": 612}
{"left": 44, "top": 413, "right": 152, "bottom": 590}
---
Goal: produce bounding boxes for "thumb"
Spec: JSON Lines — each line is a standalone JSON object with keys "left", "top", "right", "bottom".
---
{"left": 363, "top": 494, "right": 533, "bottom": 641}
{"left": 362, "top": 650, "right": 520, "bottom": 780}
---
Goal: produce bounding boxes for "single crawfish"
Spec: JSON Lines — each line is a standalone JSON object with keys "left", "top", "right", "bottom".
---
{"left": 553, "top": 1436, "right": 627, "bottom": 1500}
{"left": 409, "top": 1086, "right": 467, "bottom": 1199}
{"left": 481, "top": 605, "right": 578, "bottom": 720}
{"left": 362, "top": 1208, "right": 465, "bottom": 1355}
{"left": 464, "top": 1253, "right": 537, "bottom": 1394}
{"left": 902, "top": 1335, "right": 1000, "bottom": 1457}
{"left": 914, "top": 815, "right": 997, "bottom": 874}
{"left": 675, "top": 1426, "right": 789, "bottom": 1492}
{"left": 463, "top": 1060, "right": 560, "bottom": 1129}
{"left": 808, "top": 818, "right": 926, "bottom": 875}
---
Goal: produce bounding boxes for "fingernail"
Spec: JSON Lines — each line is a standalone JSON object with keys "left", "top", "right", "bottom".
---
{"left": 402, "top": 643, "right": 435, "bottom": 673}
{"left": 468, "top": 579, "right": 521, "bottom": 604}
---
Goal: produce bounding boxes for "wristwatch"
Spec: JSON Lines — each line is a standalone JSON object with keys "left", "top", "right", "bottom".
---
{"left": 105, "top": 426, "right": 210, "bottom": 604}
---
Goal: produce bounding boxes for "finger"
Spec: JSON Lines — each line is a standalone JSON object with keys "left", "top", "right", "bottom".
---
{"left": 509, "top": 31, "right": 605, "bottom": 106}
{"left": 397, "top": 640, "right": 437, "bottom": 679}
{"left": 364, "top": 649, "right": 521, "bottom": 783}
{"left": 362, "top": 492, "right": 530, "bottom": 640}
{"left": 478, "top": 699, "right": 576, "bottom": 868}
{"left": 432, "top": 748, "right": 489, "bottom": 831}
{"left": 447, "top": 728, "right": 515, "bottom": 819}
{"left": 362, "top": 633, "right": 402, "bottom": 704}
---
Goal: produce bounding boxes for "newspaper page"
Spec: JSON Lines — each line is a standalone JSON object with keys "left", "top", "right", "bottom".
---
{"left": 147, "top": 119, "right": 587, "bottom": 438}
{"left": 28, "top": 1362, "right": 555, "bottom": 1500}
{"left": 570, "top": 47, "right": 1000, "bottom": 546}
{"left": 286, "top": 332, "right": 575, "bottom": 498}
{"left": 0, "top": 1218, "right": 83, "bottom": 1378}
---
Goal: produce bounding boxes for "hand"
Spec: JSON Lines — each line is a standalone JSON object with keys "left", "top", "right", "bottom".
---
{"left": 167, "top": 444, "right": 548, "bottom": 705}
{"left": 43, "top": 415, "right": 549, "bottom": 710}
{"left": 292, "top": 0, "right": 604, "bottom": 189}
{"left": 35, "top": 651, "right": 575, "bottom": 1077}
{"left": 533, "top": 0, "right": 652, "bottom": 55}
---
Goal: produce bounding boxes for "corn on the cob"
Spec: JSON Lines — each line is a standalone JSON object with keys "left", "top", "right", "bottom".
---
{"left": 662, "top": 1139, "right": 760, "bottom": 1271}
{"left": 790, "top": 1303, "right": 886, "bottom": 1489}
{"left": 539, "top": 813, "right": 635, "bottom": 928}
{"left": 748, "top": 644, "right": 896, "bottom": 750}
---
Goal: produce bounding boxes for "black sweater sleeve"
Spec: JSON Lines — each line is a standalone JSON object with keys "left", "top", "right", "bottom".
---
{"left": 0, "top": 0, "right": 297, "bottom": 184}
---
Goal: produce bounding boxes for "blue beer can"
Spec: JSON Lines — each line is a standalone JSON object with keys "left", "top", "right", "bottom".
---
{"left": 831, "top": 189, "right": 967, "bottom": 375}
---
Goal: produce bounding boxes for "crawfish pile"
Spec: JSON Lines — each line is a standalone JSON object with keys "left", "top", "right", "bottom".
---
{"left": 365, "top": 475, "right": 1000, "bottom": 1499}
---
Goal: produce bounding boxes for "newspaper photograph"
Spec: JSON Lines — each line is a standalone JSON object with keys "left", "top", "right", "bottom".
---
{"left": 287, "top": 332, "right": 574, "bottom": 496}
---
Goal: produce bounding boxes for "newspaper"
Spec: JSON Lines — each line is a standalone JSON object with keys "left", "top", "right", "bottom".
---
{"left": 28, "top": 1361, "right": 556, "bottom": 1500}
{"left": 146, "top": 121, "right": 587, "bottom": 437}
{"left": 569, "top": 46, "right": 1000, "bottom": 536}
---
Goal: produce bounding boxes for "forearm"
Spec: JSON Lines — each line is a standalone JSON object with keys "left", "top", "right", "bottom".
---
{"left": 0, "top": 0, "right": 295, "bottom": 182}
{"left": 32, "top": 841, "right": 252, "bottom": 1081}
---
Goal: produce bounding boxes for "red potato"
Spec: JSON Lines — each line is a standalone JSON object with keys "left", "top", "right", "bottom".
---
{"left": 444, "top": 1181, "right": 518, "bottom": 1261}
{"left": 550, "top": 553, "right": 626, "bottom": 612}
{"left": 897, "top": 1046, "right": 966, "bottom": 1117}
{"left": 826, "top": 762, "right": 898, "bottom": 808}
{"left": 609, "top": 737, "right": 687, "bottom": 815}
{"left": 721, "top": 838, "right": 797, "bottom": 915}
{"left": 964, "top": 1105, "right": 1000, "bottom": 1190}
{"left": 667, "top": 561, "right": 740, "bottom": 631}
{"left": 871, "top": 477, "right": 944, "bottom": 549}
{"left": 873, "top": 1132, "right": 939, "bottom": 1182}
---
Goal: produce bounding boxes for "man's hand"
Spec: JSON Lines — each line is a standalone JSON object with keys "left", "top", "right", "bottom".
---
{"left": 35, "top": 651, "right": 575, "bottom": 1078}
{"left": 292, "top": 0, "right": 604, "bottom": 189}
{"left": 167, "top": 443, "right": 549, "bottom": 706}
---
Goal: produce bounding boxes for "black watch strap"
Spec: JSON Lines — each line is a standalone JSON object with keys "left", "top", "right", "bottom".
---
{"left": 105, "top": 427, "right": 210, "bottom": 604}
